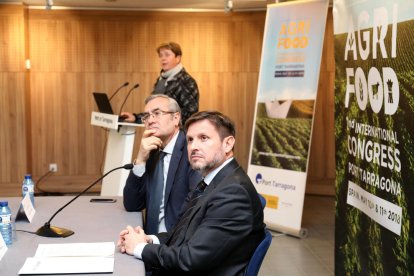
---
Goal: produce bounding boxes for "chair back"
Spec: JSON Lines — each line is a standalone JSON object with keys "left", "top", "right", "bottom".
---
{"left": 244, "top": 229, "right": 272, "bottom": 276}
{"left": 258, "top": 193, "right": 266, "bottom": 209}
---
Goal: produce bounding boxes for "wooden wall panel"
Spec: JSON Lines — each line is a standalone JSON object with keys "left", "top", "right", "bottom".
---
{"left": 0, "top": 73, "right": 27, "bottom": 177}
{"left": 0, "top": 4, "right": 27, "bottom": 196}
{"left": 306, "top": 9, "right": 336, "bottom": 195}
{"left": 0, "top": 5, "right": 25, "bottom": 72}
{"left": 25, "top": 9, "right": 267, "bottom": 194}
{"left": 194, "top": 72, "right": 259, "bottom": 165}
{"left": 0, "top": 7, "right": 336, "bottom": 196}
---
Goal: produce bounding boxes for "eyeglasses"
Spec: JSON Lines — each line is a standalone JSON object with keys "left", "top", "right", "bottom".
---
{"left": 141, "top": 110, "right": 176, "bottom": 124}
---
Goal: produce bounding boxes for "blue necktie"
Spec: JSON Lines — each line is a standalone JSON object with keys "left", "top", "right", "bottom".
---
{"left": 146, "top": 151, "right": 166, "bottom": 234}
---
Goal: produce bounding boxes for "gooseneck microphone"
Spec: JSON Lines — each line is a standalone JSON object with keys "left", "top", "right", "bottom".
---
{"left": 118, "top": 83, "right": 139, "bottom": 115}
{"left": 108, "top": 82, "right": 129, "bottom": 101}
{"left": 36, "top": 163, "right": 134, "bottom": 238}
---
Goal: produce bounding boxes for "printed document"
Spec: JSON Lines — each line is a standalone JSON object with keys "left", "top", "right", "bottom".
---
{"left": 18, "top": 242, "right": 115, "bottom": 274}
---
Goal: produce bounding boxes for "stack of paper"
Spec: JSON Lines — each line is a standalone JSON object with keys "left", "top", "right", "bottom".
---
{"left": 18, "top": 242, "right": 115, "bottom": 274}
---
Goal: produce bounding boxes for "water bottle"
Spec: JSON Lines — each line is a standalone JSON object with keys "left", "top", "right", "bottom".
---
{"left": 0, "top": 201, "right": 13, "bottom": 245}
{"left": 22, "top": 174, "right": 35, "bottom": 207}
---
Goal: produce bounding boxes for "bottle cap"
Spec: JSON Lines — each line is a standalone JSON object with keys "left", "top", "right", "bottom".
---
{"left": 25, "top": 174, "right": 32, "bottom": 179}
{"left": 0, "top": 201, "right": 8, "bottom": 207}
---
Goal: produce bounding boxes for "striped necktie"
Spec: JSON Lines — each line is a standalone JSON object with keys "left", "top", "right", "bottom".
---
{"left": 190, "top": 180, "right": 207, "bottom": 201}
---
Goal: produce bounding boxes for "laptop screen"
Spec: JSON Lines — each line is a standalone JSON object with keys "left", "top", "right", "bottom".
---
{"left": 93, "top": 92, "right": 114, "bottom": 114}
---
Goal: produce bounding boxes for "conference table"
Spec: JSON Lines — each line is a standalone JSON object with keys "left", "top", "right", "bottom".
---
{"left": 0, "top": 196, "right": 145, "bottom": 275}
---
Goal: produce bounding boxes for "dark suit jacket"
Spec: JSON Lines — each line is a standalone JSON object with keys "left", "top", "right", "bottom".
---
{"left": 142, "top": 159, "right": 265, "bottom": 276}
{"left": 123, "top": 130, "right": 201, "bottom": 233}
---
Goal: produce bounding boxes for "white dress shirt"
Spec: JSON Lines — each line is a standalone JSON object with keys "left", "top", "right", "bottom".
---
{"left": 132, "top": 131, "right": 179, "bottom": 233}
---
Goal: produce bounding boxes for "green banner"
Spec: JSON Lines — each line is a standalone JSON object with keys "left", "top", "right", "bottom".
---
{"left": 334, "top": 0, "right": 414, "bottom": 274}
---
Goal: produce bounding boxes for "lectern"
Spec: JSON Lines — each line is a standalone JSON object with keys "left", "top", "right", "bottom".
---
{"left": 90, "top": 112, "right": 144, "bottom": 196}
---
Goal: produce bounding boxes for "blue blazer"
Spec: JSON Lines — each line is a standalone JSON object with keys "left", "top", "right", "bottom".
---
{"left": 123, "top": 130, "right": 201, "bottom": 233}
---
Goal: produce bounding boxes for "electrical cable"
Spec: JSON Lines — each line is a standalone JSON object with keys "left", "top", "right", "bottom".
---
{"left": 35, "top": 168, "right": 63, "bottom": 196}
{"left": 34, "top": 170, "right": 56, "bottom": 196}
{"left": 15, "top": 229, "right": 37, "bottom": 235}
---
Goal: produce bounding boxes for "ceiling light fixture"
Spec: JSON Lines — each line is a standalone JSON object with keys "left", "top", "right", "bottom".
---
{"left": 45, "top": 0, "right": 53, "bottom": 10}
{"left": 225, "top": 0, "right": 233, "bottom": 13}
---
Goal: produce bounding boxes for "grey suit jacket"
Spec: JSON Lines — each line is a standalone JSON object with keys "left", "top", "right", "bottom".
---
{"left": 123, "top": 130, "right": 201, "bottom": 233}
{"left": 142, "top": 159, "right": 265, "bottom": 276}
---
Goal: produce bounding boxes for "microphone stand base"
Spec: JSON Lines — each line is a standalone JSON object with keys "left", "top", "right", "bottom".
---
{"left": 36, "top": 225, "right": 74, "bottom": 238}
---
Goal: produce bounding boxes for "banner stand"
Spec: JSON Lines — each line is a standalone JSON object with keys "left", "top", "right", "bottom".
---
{"left": 247, "top": 0, "right": 329, "bottom": 239}
{"left": 267, "top": 223, "right": 308, "bottom": 239}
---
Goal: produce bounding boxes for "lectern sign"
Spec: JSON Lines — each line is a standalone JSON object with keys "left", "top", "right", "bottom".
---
{"left": 90, "top": 112, "right": 118, "bottom": 130}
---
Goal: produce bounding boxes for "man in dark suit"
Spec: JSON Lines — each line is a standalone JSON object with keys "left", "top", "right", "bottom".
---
{"left": 123, "top": 94, "right": 200, "bottom": 235}
{"left": 119, "top": 111, "right": 265, "bottom": 275}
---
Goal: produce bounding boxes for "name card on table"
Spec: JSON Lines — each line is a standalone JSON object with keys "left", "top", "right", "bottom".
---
{"left": 16, "top": 194, "right": 36, "bottom": 222}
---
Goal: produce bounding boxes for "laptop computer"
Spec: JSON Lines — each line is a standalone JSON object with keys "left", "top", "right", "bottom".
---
{"left": 93, "top": 92, "right": 115, "bottom": 115}
{"left": 92, "top": 92, "right": 138, "bottom": 123}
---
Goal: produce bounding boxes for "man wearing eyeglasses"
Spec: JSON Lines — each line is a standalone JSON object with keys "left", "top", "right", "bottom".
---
{"left": 123, "top": 94, "right": 201, "bottom": 235}
{"left": 118, "top": 111, "right": 265, "bottom": 275}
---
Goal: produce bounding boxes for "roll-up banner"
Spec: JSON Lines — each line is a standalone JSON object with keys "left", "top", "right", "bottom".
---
{"left": 247, "top": 0, "right": 328, "bottom": 237}
{"left": 334, "top": 0, "right": 414, "bottom": 274}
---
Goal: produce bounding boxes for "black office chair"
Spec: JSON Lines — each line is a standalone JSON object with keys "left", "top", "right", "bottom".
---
{"left": 244, "top": 193, "right": 272, "bottom": 276}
